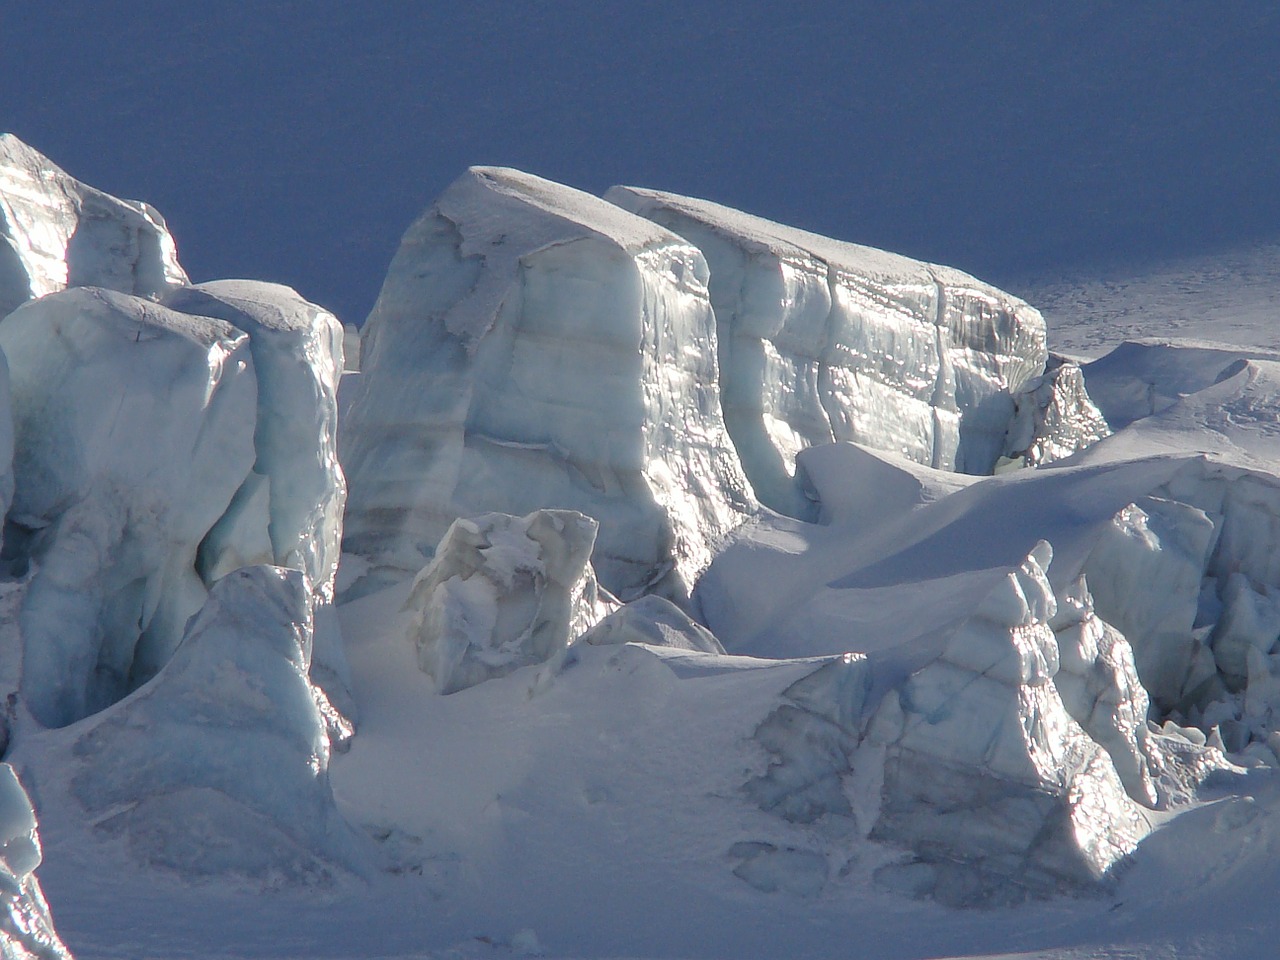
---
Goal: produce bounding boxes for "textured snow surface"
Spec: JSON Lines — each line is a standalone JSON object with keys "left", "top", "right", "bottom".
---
{"left": 0, "top": 287, "right": 257, "bottom": 728}
{"left": 343, "top": 167, "right": 755, "bottom": 603}
{"left": 0, "top": 135, "right": 185, "bottom": 320}
{"left": 607, "top": 185, "right": 1048, "bottom": 514}
{"left": 404, "top": 510, "right": 614, "bottom": 694}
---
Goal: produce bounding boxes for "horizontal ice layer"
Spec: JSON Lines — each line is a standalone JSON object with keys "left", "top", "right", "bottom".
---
{"left": 0, "top": 765, "right": 71, "bottom": 959}
{"left": 606, "top": 185, "right": 1047, "bottom": 515}
{"left": 404, "top": 510, "right": 614, "bottom": 694}
{"left": 0, "top": 134, "right": 186, "bottom": 319}
{"left": 0, "top": 287, "right": 258, "bottom": 728}
{"left": 343, "top": 167, "right": 755, "bottom": 602}
{"left": 63, "top": 566, "right": 365, "bottom": 881}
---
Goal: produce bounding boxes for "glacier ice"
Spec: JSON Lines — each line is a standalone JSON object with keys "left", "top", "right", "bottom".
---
{"left": 606, "top": 185, "right": 1047, "bottom": 515}
{"left": 342, "top": 167, "right": 756, "bottom": 604}
{"left": 404, "top": 510, "right": 615, "bottom": 694}
{"left": 0, "top": 287, "right": 258, "bottom": 727}
{"left": 162, "top": 280, "right": 353, "bottom": 723}
{"left": 64, "top": 566, "right": 364, "bottom": 882}
{"left": 579, "top": 594, "right": 724, "bottom": 653}
{"left": 0, "top": 765, "right": 71, "bottom": 960}
{"left": 998, "top": 357, "right": 1111, "bottom": 470}
{"left": 0, "top": 134, "right": 186, "bottom": 320}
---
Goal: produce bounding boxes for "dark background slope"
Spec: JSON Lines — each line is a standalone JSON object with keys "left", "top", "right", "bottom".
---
{"left": 3, "top": 1, "right": 1278, "bottom": 324}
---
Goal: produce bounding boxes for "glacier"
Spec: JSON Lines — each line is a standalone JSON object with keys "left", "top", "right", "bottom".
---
{"left": 5, "top": 140, "right": 1280, "bottom": 960}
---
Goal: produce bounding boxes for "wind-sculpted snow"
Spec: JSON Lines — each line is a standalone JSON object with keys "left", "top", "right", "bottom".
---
{"left": 606, "top": 186, "right": 1047, "bottom": 515}
{"left": 0, "top": 287, "right": 258, "bottom": 728}
{"left": 0, "top": 765, "right": 71, "bottom": 960}
{"left": 62, "top": 566, "right": 364, "bottom": 882}
{"left": 343, "top": 167, "right": 755, "bottom": 603}
{"left": 404, "top": 510, "right": 614, "bottom": 694}
{"left": 0, "top": 135, "right": 185, "bottom": 320}
{"left": 579, "top": 594, "right": 724, "bottom": 653}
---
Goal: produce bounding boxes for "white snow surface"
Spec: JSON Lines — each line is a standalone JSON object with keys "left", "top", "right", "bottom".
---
{"left": 0, "top": 135, "right": 186, "bottom": 320}
{"left": 342, "top": 167, "right": 755, "bottom": 603}
{"left": 607, "top": 185, "right": 1048, "bottom": 514}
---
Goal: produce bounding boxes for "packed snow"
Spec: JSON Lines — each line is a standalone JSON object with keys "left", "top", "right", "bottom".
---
{"left": 2, "top": 135, "right": 1280, "bottom": 960}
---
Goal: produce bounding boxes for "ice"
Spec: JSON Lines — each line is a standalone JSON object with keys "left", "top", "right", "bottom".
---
{"left": 163, "top": 281, "right": 352, "bottom": 722}
{"left": 579, "top": 594, "right": 724, "bottom": 653}
{"left": 0, "top": 287, "right": 258, "bottom": 727}
{"left": 0, "top": 134, "right": 186, "bottom": 319}
{"left": 342, "top": 167, "right": 755, "bottom": 603}
{"left": 998, "top": 357, "right": 1111, "bottom": 470}
{"left": 61, "top": 566, "right": 365, "bottom": 881}
{"left": 0, "top": 765, "right": 71, "bottom": 960}
{"left": 164, "top": 281, "right": 345, "bottom": 602}
{"left": 606, "top": 185, "right": 1047, "bottom": 516}
{"left": 404, "top": 510, "right": 615, "bottom": 694}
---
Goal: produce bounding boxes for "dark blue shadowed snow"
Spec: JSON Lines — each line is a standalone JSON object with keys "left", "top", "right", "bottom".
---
{"left": 3, "top": 1, "right": 1278, "bottom": 324}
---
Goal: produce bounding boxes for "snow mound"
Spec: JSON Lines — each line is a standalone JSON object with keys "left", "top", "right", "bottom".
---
{"left": 0, "top": 134, "right": 186, "bottom": 320}
{"left": 999, "top": 358, "right": 1111, "bottom": 470}
{"left": 0, "top": 287, "right": 257, "bottom": 728}
{"left": 342, "top": 167, "right": 755, "bottom": 603}
{"left": 0, "top": 764, "right": 71, "bottom": 960}
{"left": 606, "top": 185, "right": 1047, "bottom": 516}
{"left": 1081, "top": 338, "right": 1280, "bottom": 430}
{"left": 404, "top": 510, "right": 615, "bottom": 694}
{"left": 579, "top": 594, "right": 724, "bottom": 653}
{"left": 65, "top": 566, "right": 364, "bottom": 882}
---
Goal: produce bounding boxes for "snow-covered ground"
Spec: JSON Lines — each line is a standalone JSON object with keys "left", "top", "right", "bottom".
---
{"left": 6, "top": 138, "right": 1280, "bottom": 960}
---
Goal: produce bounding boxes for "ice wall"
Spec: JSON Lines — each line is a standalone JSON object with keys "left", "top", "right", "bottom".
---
{"left": 999, "top": 358, "right": 1111, "bottom": 470}
{"left": 0, "top": 288, "right": 258, "bottom": 728}
{"left": 0, "top": 134, "right": 186, "bottom": 320}
{"left": 343, "top": 167, "right": 755, "bottom": 603}
{"left": 606, "top": 186, "right": 1047, "bottom": 516}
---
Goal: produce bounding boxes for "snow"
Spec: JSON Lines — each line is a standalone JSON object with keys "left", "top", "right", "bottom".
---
{"left": 0, "top": 287, "right": 257, "bottom": 728}
{"left": 0, "top": 764, "right": 70, "bottom": 959}
{"left": 0, "top": 135, "right": 186, "bottom": 320}
{"left": 342, "top": 167, "right": 755, "bottom": 604}
{"left": 606, "top": 185, "right": 1048, "bottom": 515}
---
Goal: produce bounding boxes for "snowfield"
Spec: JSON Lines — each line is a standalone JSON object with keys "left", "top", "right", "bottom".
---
{"left": 3, "top": 136, "right": 1280, "bottom": 959}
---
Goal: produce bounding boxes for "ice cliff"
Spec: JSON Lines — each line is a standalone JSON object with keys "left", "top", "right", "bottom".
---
{"left": 343, "top": 167, "right": 756, "bottom": 603}
{"left": 0, "top": 135, "right": 185, "bottom": 320}
{"left": 606, "top": 186, "right": 1048, "bottom": 515}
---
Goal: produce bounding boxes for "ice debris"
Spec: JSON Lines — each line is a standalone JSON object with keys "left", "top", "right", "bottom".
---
{"left": 0, "top": 765, "right": 72, "bottom": 960}
{"left": 0, "top": 134, "right": 186, "bottom": 320}
{"left": 342, "top": 167, "right": 756, "bottom": 604}
{"left": 998, "top": 358, "right": 1111, "bottom": 470}
{"left": 404, "top": 510, "right": 615, "bottom": 694}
